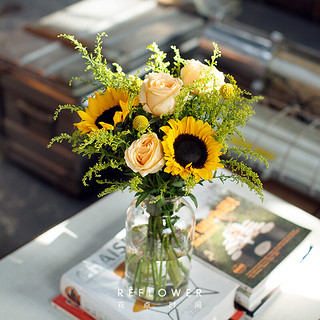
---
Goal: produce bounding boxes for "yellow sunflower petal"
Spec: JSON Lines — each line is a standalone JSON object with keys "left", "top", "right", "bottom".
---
{"left": 100, "top": 122, "right": 114, "bottom": 130}
{"left": 77, "top": 110, "right": 95, "bottom": 121}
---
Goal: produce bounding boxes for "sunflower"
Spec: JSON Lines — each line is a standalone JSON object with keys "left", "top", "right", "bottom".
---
{"left": 74, "top": 88, "right": 138, "bottom": 134}
{"left": 161, "top": 116, "right": 223, "bottom": 181}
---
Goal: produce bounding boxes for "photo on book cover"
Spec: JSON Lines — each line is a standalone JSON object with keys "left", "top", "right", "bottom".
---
{"left": 193, "top": 188, "right": 311, "bottom": 290}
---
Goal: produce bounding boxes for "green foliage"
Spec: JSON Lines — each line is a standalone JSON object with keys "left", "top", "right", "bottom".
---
{"left": 59, "top": 33, "right": 141, "bottom": 95}
{"left": 220, "top": 158, "right": 265, "bottom": 200}
{"left": 53, "top": 104, "right": 82, "bottom": 121}
{"left": 47, "top": 133, "right": 73, "bottom": 148}
{"left": 145, "top": 42, "right": 170, "bottom": 74}
{"left": 170, "top": 45, "right": 186, "bottom": 77}
{"left": 205, "top": 42, "right": 221, "bottom": 66}
{"left": 227, "top": 146, "right": 269, "bottom": 167}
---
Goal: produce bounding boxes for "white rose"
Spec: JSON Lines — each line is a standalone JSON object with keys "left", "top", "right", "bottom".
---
{"left": 124, "top": 133, "right": 165, "bottom": 177}
{"left": 139, "top": 73, "right": 183, "bottom": 117}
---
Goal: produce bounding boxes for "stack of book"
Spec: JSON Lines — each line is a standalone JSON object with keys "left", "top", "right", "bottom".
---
{"left": 53, "top": 229, "right": 238, "bottom": 320}
{"left": 52, "top": 184, "right": 311, "bottom": 320}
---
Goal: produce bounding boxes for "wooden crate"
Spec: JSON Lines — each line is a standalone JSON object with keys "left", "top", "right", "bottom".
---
{"left": 0, "top": 29, "right": 94, "bottom": 196}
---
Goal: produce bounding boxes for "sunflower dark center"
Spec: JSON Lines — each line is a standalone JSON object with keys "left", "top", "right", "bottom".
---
{"left": 95, "top": 106, "right": 121, "bottom": 129}
{"left": 173, "top": 134, "right": 208, "bottom": 168}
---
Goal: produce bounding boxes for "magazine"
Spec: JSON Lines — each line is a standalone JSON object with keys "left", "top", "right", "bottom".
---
{"left": 192, "top": 186, "right": 311, "bottom": 311}
{"left": 58, "top": 229, "right": 238, "bottom": 320}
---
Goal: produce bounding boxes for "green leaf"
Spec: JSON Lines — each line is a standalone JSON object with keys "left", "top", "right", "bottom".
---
{"left": 158, "top": 195, "right": 165, "bottom": 208}
{"left": 155, "top": 173, "right": 163, "bottom": 186}
{"left": 187, "top": 193, "right": 198, "bottom": 208}
{"left": 171, "top": 181, "right": 185, "bottom": 188}
{"left": 136, "top": 191, "right": 150, "bottom": 207}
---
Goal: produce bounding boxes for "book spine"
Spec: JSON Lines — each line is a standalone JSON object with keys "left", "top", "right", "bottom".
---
{"left": 235, "top": 284, "right": 268, "bottom": 310}
{"left": 51, "top": 300, "right": 81, "bottom": 320}
{"left": 59, "top": 230, "right": 127, "bottom": 320}
{"left": 60, "top": 274, "right": 119, "bottom": 320}
{"left": 51, "top": 295, "right": 95, "bottom": 320}
{"left": 235, "top": 289, "right": 264, "bottom": 311}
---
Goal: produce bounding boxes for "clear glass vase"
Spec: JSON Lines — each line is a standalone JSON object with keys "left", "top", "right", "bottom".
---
{"left": 125, "top": 196, "right": 195, "bottom": 305}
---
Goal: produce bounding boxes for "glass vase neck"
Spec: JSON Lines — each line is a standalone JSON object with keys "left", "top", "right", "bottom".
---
{"left": 143, "top": 196, "right": 183, "bottom": 217}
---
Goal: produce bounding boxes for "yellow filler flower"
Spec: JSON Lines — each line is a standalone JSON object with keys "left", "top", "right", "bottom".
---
{"left": 74, "top": 88, "right": 138, "bottom": 134}
{"left": 161, "top": 116, "right": 223, "bottom": 181}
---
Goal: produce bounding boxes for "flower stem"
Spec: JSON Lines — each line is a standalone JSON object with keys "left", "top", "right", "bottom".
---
{"left": 127, "top": 196, "right": 191, "bottom": 303}
{"left": 132, "top": 258, "right": 141, "bottom": 292}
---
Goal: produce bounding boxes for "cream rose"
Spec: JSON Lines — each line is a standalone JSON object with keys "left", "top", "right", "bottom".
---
{"left": 139, "top": 73, "right": 183, "bottom": 117}
{"left": 124, "top": 133, "right": 165, "bottom": 177}
{"left": 181, "top": 59, "right": 225, "bottom": 91}
{"left": 181, "top": 59, "right": 206, "bottom": 86}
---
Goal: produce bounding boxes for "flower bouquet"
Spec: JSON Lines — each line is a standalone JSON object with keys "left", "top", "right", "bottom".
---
{"left": 49, "top": 33, "right": 268, "bottom": 305}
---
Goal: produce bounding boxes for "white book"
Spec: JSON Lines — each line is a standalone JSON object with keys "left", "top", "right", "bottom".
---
{"left": 60, "top": 229, "right": 238, "bottom": 320}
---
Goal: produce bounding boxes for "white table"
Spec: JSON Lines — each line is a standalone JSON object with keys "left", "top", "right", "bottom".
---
{"left": 1, "top": 179, "right": 320, "bottom": 320}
